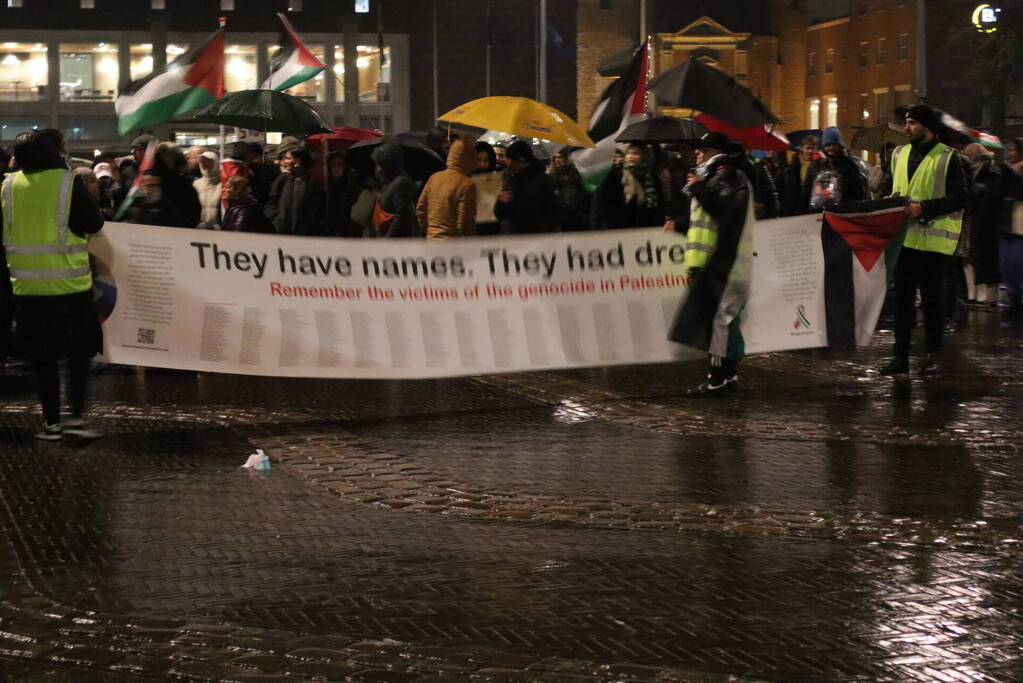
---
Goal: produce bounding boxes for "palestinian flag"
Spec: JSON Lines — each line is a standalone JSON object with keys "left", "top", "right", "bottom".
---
{"left": 571, "top": 41, "right": 649, "bottom": 191}
{"left": 112, "top": 140, "right": 157, "bottom": 220}
{"left": 115, "top": 29, "right": 225, "bottom": 135}
{"left": 823, "top": 198, "right": 908, "bottom": 348}
{"left": 263, "top": 12, "right": 326, "bottom": 92}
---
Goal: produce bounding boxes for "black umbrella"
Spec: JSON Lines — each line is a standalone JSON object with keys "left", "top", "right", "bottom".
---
{"left": 647, "top": 57, "right": 779, "bottom": 129}
{"left": 615, "top": 116, "right": 708, "bottom": 143}
{"left": 345, "top": 137, "right": 446, "bottom": 182}
{"left": 191, "top": 89, "right": 332, "bottom": 136}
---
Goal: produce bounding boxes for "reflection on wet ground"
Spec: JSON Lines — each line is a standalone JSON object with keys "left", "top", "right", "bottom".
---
{"left": 0, "top": 310, "right": 1020, "bottom": 680}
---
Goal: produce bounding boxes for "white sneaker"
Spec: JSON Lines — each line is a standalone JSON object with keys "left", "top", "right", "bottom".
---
{"left": 63, "top": 418, "right": 103, "bottom": 440}
{"left": 34, "top": 423, "right": 63, "bottom": 441}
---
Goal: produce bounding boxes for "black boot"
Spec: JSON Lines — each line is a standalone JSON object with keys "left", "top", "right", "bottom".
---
{"left": 880, "top": 355, "right": 909, "bottom": 375}
{"left": 1002, "top": 294, "right": 1021, "bottom": 327}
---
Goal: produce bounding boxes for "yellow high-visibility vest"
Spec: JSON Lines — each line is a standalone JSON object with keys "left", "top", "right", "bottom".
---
{"left": 1, "top": 169, "right": 90, "bottom": 296}
{"left": 891, "top": 142, "right": 963, "bottom": 255}
{"left": 685, "top": 201, "right": 717, "bottom": 270}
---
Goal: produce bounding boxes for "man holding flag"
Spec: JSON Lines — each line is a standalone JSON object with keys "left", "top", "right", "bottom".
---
{"left": 879, "top": 104, "right": 968, "bottom": 376}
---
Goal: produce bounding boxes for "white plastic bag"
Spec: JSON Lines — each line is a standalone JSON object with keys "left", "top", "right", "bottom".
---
{"left": 241, "top": 448, "right": 271, "bottom": 471}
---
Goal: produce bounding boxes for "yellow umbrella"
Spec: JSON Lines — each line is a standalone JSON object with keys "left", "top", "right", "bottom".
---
{"left": 439, "top": 96, "right": 595, "bottom": 148}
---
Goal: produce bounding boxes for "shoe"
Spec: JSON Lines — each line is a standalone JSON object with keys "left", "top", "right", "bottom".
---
{"left": 34, "top": 423, "right": 62, "bottom": 441}
{"left": 63, "top": 418, "right": 103, "bottom": 440}
{"left": 879, "top": 358, "right": 909, "bottom": 375}
{"left": 920, "top": 355, "right": 940, "bottom": 376}
{"left": 686, "top": 375, "right": 737, "bottom": 398}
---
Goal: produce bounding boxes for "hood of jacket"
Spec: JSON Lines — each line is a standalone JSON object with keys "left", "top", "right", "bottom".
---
{"left": 371, "top": 140, "right": 406, "bottom": 182}
{"left": 446, "top": 139, "right": 477, "bottom": 176}
{"left": 200, "top": 151, "right": 220, "bottom": 181}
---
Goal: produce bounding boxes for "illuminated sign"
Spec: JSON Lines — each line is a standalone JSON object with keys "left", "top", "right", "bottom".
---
{"left": 972, "top": 4, "right": 1001, "bottom": 33}
{"left": 355, "top": 0, "right": 370, "bottom": 13}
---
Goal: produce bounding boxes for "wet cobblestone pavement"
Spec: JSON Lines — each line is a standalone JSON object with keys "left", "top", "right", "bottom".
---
{"left": 0, "top": 308, "right": 1021, "bottom": 681}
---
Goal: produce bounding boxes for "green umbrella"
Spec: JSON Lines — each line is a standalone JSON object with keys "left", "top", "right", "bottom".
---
{"left": 191, "top": 89, "right": 331, "bottom": 136}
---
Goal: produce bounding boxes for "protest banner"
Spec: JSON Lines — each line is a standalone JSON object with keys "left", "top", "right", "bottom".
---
{"left": 88, "top": 215, "right": 834, "bottom": 379}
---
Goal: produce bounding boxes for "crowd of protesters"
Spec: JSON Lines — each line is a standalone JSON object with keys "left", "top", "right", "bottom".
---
{"left": 2, "top": 114, "right": 1022, "bottom": 374}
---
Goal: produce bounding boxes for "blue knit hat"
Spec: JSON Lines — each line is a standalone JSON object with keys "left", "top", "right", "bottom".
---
{"left": 821, "top": 126, "right": 845, "bottom": 147}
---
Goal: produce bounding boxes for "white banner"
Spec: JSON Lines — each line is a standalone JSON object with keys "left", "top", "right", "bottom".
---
{"left": 90, "top": 224, "right": 702, "bottom": 378}
{"left": 88, "top": 217, "right": 828, "bottom": 378}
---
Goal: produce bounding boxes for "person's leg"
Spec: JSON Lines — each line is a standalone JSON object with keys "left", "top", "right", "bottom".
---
{"left": 1001, "top": 236, "right": 1023, "bottom": 324}
{"left": 67, "top": 355, "right": 91, "bottom": 419}
{"left": 884, "top": 248, "right": 918, "bottom": 372}
{"left": 31, "top": 359, "right": 61, "bottom": 428}
{"left": 918, "top": 252, "right": 948, "bottom": 372}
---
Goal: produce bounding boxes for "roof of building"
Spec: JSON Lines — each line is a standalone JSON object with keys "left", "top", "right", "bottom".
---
{"left": 654, "top": 1, "right": 772, "bottom": 36}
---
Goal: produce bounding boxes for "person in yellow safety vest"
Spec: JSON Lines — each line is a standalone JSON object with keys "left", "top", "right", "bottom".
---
{"left": 879, "top": 104, "right": 968, "bottom": 376}
{"left": 1, "top": 130, "right": 104, "bottom": 441}
{"left": 675, "top": 131, "right": 755, "bottom": 397}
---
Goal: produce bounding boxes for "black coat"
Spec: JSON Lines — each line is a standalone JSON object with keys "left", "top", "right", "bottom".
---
{"left": 801, "top": 151, "right": 869, "bottom": 211}
{"left": 223, "top": 196, "right": 274, "bottom": 233}
{"left": 968, "top": 163, "right": 1006, "bottom": 282}
{"left": 266, "top": 173, "right": 327, "bottom": 236}
{"left": 590, "top": 165, "right": 666, "bottom": 229}
{"left": 494, "top": 163, "right": 560, "bottom": 234}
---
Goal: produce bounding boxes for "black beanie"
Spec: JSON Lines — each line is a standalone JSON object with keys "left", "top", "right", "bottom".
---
{"left": 505, "top": 140, "right": 535, "bottom": 163}
{"left": 904, "top": 104, "right": 940, "bottom": 132}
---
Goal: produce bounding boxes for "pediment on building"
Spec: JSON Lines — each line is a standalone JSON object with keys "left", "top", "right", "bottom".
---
{"left": 676, "top": 16, "right": 733, "bottom": 37}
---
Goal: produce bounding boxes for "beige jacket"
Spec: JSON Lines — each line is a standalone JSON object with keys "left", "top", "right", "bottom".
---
{"left": 416, "top": 139, "right": 478, "bottom": 240}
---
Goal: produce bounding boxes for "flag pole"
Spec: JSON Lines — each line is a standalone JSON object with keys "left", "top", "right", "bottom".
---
{"left": 218, "top": 17, "right": 227, "bottom": 162}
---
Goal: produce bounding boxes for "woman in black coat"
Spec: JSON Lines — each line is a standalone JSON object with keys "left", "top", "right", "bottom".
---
{"left": 590, "top": 144, "right": 666, "bottom": 229}
{"left": 265, "top": 148, "right": 326, "bottom": 236}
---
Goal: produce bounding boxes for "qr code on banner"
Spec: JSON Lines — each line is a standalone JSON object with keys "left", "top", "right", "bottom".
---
{"left": 137, "top": 328, "right": 156, "bottom": 344}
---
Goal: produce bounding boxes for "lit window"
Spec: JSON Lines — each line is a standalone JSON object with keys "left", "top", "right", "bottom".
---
{"left": 355, "top": 0, "right": 370, "bottom": 12}
{"left": 825, "top": 49, "right": 834, "bottom": 73}
{"left": 826, "top": 96, "right": 838, "bottom": 127}
{"left": 0, "top": 42, "right": 49, "bottom": 102}
{"left": 7, "top": 0, "right": 24, "bottom": 7}
{"left": 81, "top": 0, "right": 96, "bottom": 8}
{"left": 875, "top": 91, "right": 889, "bottom": 125}
{"left": 221, "top": 0, "right": 234, "bottom": 9}
{"left": 808, "top": 98, "right": 820, "bottom": 129}
{"left": 334, "top": 44, "right": 391, "bottom": 103}
{"left": 288, "top": 0, "right": 303, "bottom": 11}
{"left": 224, "top": 44, "right": 257, "bottom": 92}
{"left": 151, "top": 0, "right": 166, "bottom": 9}
{"left": 59, "top": 43, "right": 119, "bottom": 102}
{"left": 897, "top": 33, "right": 908, "bottom": 61}
{"left": 877, "top": 37, "right": 887, "bottom": 65}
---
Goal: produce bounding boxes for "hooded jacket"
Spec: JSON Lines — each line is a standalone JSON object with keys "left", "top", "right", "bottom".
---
{"left": 371, "top": 141, "right": 420, "bottom": 238}
{"left": 416, "top": 139, "right": 478, "bottom": 239}
{"left": 192, "top": 152, "right": 221, "bottom": 228}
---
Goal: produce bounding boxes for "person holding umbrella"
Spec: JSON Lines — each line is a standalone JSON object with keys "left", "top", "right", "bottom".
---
{"left": 370, "top": 139, "right": 420, "bottom": 238}
{"left": 493, "top": 141, "right": 559, "bottom": 235}
{"left": 590, "top": 143, "right": 666, "bottom": 230}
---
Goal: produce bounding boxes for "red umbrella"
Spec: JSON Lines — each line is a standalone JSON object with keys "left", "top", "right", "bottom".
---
{"left": 308, "top": 127, "right": 383, "bottom": 184}
{"left": 308, "top": 126, "right": 383, "bottom": 149}
{"left": 695, "top": 114, "right": 789, "bottom": 152}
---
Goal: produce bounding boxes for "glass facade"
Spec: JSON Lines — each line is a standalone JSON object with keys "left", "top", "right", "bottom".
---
{"left": 59, "top": 115, "right": 119, "bottom": 140}
{"left": 0, "top": 116, "right": 47, "bottom": 140}
{"left": 59, "top": 43, "right": 118, "bottom": 101}
{"left": 266, "top": 43, "right": 325, "bottom": 101}
{"left": 334, "top": 44, "right": 391, "bottom": 102}
{"left": 0, "top": 42, "right": 48, "bottom": 102}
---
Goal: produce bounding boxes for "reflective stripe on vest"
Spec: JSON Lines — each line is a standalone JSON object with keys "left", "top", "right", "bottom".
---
{"left": 2, "top": 169, "right": 92, "bottom": 295}
{"left": 892, "top": 142, "right": 963, "bottom": 255}
{"left": 685, "top": 202, "right": 718, "bottom": 269}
